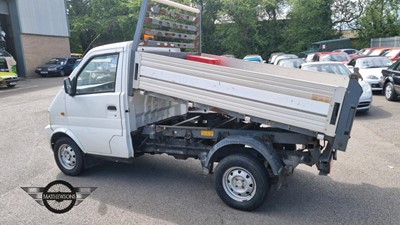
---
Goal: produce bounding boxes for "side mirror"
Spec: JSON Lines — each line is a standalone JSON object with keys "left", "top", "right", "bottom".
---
{"left": 63, "top": 78, "right": 76, "bottom": 96}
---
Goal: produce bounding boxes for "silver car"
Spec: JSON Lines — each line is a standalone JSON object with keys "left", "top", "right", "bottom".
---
{"left": 301, "top": 62, "right": 373, "bottom": 112}
{"left": 347, "top": 56, "right": 393, "bottom": 91}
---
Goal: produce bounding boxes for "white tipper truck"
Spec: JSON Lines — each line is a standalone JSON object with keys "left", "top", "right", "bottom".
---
{"left": 45, "top": 0, "right": 362, "bottom": 211}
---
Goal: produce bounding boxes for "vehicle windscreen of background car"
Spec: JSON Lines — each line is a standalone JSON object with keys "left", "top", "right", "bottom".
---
{"left": 46, "top": 58, "right": 67, "bottom": 65}
{"left": 320, "top": 54, "right": 350, "bottom": 62}
{"left": 302, "top": 64, "right": 351, "bottom": 75}
{"left": 357, "top": 57, "right": 393, "bottom": 69}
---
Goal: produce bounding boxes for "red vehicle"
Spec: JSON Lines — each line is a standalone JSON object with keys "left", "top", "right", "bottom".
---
{"left": 311, "top": 51, "right": 351, "bottom": 64}
{"left": 359, "top": 47, "right": 391, "bottom": 56}
{"left": 368, "top": 47, "right": 392, "bottom": 56}
{"left": 383, "top": 47, "right": 400, "bottom": 62}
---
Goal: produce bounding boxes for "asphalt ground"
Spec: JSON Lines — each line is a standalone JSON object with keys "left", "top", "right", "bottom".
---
{"left": 0, "top": 77, "right": 399, "bottom": 225}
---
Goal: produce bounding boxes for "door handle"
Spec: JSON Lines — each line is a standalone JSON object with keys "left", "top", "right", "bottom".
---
{"left": 107, "top": 105, "right": 117, "bottom": 111}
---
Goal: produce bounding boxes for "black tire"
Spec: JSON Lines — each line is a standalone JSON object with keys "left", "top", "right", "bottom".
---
{"left": 385, "top": 82, "right": 398, "bottom": 101}
{"left": 214, "top": 154, "right": 270, "bottom": 211}
{"left": 53, "top": 137, "right": 85, "bottom": 176}
{"left": 7, "top": 84, "right": 15, "bottom": 88}
{"left": 59, "top": 70, "right": 65, "bottom": 77}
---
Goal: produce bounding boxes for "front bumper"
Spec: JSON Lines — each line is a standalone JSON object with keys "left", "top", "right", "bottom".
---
{"left": 0, "top": 77, "right": 20, "bottom": 86}
{"left": 36, "top": 70, "right": 62, "bottom": 76}
{"left": 357, "top": 90, "right": 373, "bottom": 112}
{"left": 45, "top": 125, "right": 54, "bottom": 144}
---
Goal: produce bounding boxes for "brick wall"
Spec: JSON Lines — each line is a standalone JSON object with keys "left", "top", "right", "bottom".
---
{"left": 21, "top": 34, "right": 70, "bottom": 77}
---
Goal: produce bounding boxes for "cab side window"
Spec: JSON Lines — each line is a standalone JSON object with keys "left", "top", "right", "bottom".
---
{"left": 76, "top": 54, "right": 119, "bottom": 95}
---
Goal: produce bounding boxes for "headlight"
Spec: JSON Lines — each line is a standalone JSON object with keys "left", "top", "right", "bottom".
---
{"left": 367, "top": 75, "right": 379, "bottom": 79}
{"left": 36, "top": 68, "right": 41, "bottom": 71}
{"left": 360, "top": 81, "right": 372, "bottom": 93}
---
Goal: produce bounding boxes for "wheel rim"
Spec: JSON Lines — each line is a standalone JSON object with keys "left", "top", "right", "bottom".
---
{"left": 222, "top": 167, "right": 256, "bottom": 202}
{"left": 385, "top": 84, "right": 393, "bottom": 99}
{"left": 57, "top": 144, "right": 76, "bottom": 170}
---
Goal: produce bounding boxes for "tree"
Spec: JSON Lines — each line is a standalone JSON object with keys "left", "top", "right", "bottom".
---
{"left": 67, "top": 0, "right": 95, "bottom": 52}
{"left": 67, "top": 0, "right": 141, "bottom": 53}
{"left": 356, "top": 0, "right": 400, "bottom": 47}
{"left": 192, "top": 0, "right": 224, "bottom": 54}
{"left": 284, "top": 0, "right": 339, "bottom": 53}
{"left": 331, "top": 0, "right": 367, "bottom": 30}
{"left": 217, "top": 0, "right": 261, "bottom": 57}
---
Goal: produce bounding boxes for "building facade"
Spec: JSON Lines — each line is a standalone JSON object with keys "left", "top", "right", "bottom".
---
{"left": 0, "top": 0, "right": 70, "bottom": 77}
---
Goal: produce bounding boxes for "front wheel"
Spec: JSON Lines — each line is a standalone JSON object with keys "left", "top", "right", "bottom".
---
{"left": 53, "top": 137, "right": 85, "bottom": 176}
{"left": 385, "top": 82, "right": 398, "bottom": 101}
{"left": 214, "top": 154, "right": 270, "bottom": 211}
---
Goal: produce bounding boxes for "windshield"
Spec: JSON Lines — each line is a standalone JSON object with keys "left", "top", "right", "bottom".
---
{"left": 46, "top": 58, "right": 67, "bottom": 65}
{"left": 356, "top": 57, "right": 393, "bottom": 69}
{"left": 302, "top": 63, "right": 351, "bottom": 76}
{"left": 385, "top": 49, "right": 400, "bottom": 57}
{"left": 369, "top": 49, "right": 385, "bottom": 56}
{"left": 320, "top": 54, "right": 350, "bottom": 62}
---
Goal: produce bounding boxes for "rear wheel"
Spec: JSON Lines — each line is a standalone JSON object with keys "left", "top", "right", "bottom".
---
{"left": 59, "top": 70, "right": 65, "bottom": 77}
{"left": 385, "top": 82, "right": 398, "bottom": 101}
{"left": 214, "top": 154, "right": 270, "bottom": 211}
{"left": 53, "top": 137, "right": 85, "bottom": 176}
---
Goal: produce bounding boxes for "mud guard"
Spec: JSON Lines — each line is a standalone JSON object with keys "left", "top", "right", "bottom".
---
{"left": 202, "top": 135, "right": 283, "bottom": 176}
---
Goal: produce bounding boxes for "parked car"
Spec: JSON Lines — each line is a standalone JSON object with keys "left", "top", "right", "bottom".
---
{"left": 333, "top": 48, "right": 358, "bottom": 55}
{"left": 72, "top": 58, "right": 82, "bottom": 70}
{"left": 333, "top": 48, "right": 362, "bottom": 59}
{"left": 368, "top": 47, "right": 391, "bottom": 56}
{"left": 347, "top": 56, "right": 393, "bottom": 92}
{"left": 0, "top": 71, "right": 19, "bottom": 88}
{"left": 276, "top": 58, "right": 305, "bottom": 68}
{"left": 312, "top": 52, "right": 350, "bottom": 64}
{"left": 35, "top": 57, "right": 81, "bottom": 77}
{"left": 243, "top": 54, "right": 265, "bottom": 63}
{"left": 382, "top": 47, "right": 400, "bottom": 62}
{"left": 359, "top": 47, "right": 388, "bottom": 56}
{"left": 273, "top": 54, "right": 298, "bottom": 65}
{"left": 381, "top": 59, "right": 400, "bottom": 101}
{"left": 268, "top": 52, "right": 284, "bottom": 64}
{"left": 0, "top": 57, "right": 19, "bottom": 87}
{"left": 301, "top": 62, "right": 372, "bottom": 112}
{"left": 304, "top": 53, "right": 316, "bottom": 62}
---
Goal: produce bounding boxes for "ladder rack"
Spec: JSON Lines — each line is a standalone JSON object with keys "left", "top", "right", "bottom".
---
{"left": 133, "top": 0, "right": 201, "bottom": 54}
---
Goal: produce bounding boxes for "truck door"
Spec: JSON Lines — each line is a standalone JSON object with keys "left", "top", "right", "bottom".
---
{"left": 65, "top": 51, "right": 126, "bottom": 155}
